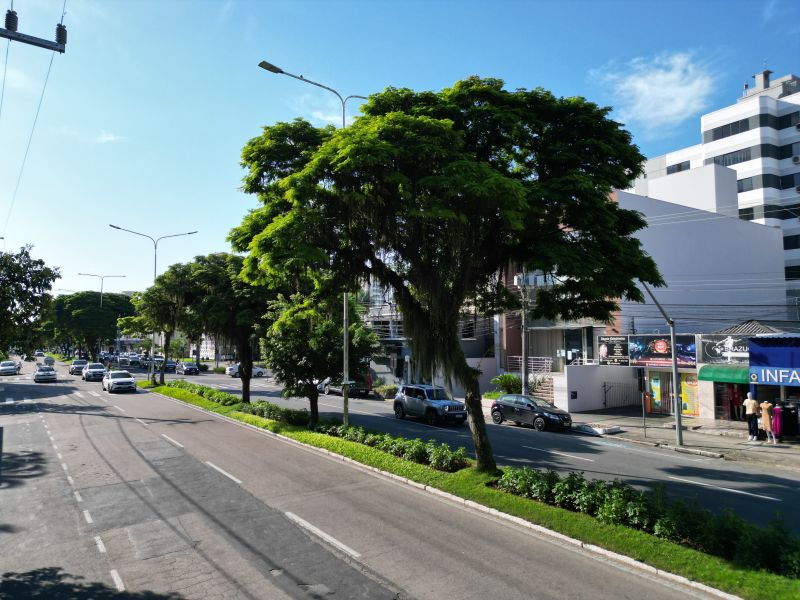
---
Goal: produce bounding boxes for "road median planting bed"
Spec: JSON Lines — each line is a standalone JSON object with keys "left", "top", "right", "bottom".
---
{"left": 148, "top": 381, "right": 799, "bottom": 600}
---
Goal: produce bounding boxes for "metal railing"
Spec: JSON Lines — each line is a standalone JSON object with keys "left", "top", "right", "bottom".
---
{"left": 506, "top": 356, "right": 553, "bottom": 373}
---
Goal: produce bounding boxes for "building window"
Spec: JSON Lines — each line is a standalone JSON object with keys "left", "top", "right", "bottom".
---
{"left": 737, "top": 177, "right": 754, "bottom": 193}
{"left": 666, "top": 160, "right": 690, "bottom": 175}
{"left": 784, "top": 235, "right": 800, "bottom": 251}
{"left": 702, "top": 111, "right": 799, "bottom": 143}
{"left": 785, "top": 265, "right": 800, "bottom": 280}
{"left": 739, "top": 207, "right": 754, "bottom": 221}
{"left": 710, "top": 148, "right": 751, "bottom": 167}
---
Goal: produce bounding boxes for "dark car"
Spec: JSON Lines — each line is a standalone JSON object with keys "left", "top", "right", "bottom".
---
{"left": 164, "top": 360, "right": 177, "bottom": 373}
{"left": 490, "top": 394, "right": 572, "bottom": 431}
{"left": 176, "top": 361, "right": 199, "bottom": 375}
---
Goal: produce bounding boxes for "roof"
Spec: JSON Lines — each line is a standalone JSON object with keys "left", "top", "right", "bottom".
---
{"left": 712, "top": 320, "right": 784, "bottom": 335}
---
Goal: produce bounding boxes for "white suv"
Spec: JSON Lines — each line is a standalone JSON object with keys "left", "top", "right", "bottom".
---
{"left": 393, "top": 384, "right": 468, "bottom": 426}
{"left": 225, "top": 364, "right": 267, "bottom": 378}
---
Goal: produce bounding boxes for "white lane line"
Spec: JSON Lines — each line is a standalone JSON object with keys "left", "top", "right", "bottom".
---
{"left": 57, "top": 453, "right": 63, "bottom": 459}
{"left": 23, "top": 398, "right": 32, "bottom": 403}
{"left": 285, "top": 512, "right": 361, "bottom": 559}
{"left": 74, "top": 490, "right": 83, "bottom": 502}
{"left": 4, "top": 398, "right": 12, "bottom": 404}
{"left": 83, "top": 510, "right": 93, "bottom": 524}
{"left": 667, "top": 476, "right": 782, "bottom": 501}
{"left": 52, "top": 444, "right": 58, "bottom": 450}
{"left": 66, "top": 475, "right": 75, "bottom": 486}
{"left": 522, "top": 445, "right": 595, "bottom": 463}
{"left": 113, "top": 405, "right": 126, "bottom": 413}
{"left": 73, "top": 391, "right": 84, "bottom": 398}
{"left": 135, "top": 418, "right": 147, "bottom": 426}
{"left": 110, "top": 569, "right": 125, "bottom": 591}
{"left": 61, "top": 462, "right": 68, "bottom": 471}
{"left": 88, "top": 391, "right": 101, "bottom": 397}
{"left": 49, "top": 436, "right": 55, "bottom": 442}
{"left": 161, "top": 434, "right": 184, "bottom": 448}
{"left": 205, "top": 461, "right": 242, "bottom": 485}
{"left": 94, "top": 536, "right": 107, "bottom": 553}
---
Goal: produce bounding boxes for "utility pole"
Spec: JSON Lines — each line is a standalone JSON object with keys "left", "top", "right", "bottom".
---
{"left": 519, "top": 270, "right": 529, "bottom": 395}
{"left": 1, "top": 7, "right": 67, "bottom": 53}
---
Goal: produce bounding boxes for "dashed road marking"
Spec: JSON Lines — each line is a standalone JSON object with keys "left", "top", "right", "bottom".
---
{"left": 667, "top": 476, "right": 781, "bottom": 501}
{"left": 110, "top": 569, "right": 125, "bottom": 591}
{"left": 57, "top": 453, "right": 62, "bottom": 459}
{"left": 88, "top": 391, "right": 101, "bottom": 397}
{"left": 113, "top": 405, "right": 126, "bottom": 413}
{"left": 61, "top": 462, "right": 68, "bottom": 471}
{"left": 74, "top": 490, "right": 83, "bottom": 502}
{"left": 83, "top": 510, "right": 93, "bottom": 524}
{"left": 94, "top": 536, "right": 106, "bottom": 553}
{"left": 285, "top": 511, "right": 361, "bottom": 558}
{"left": 205, "top": 461, "right": 242, "bottom": 485}
{"left": 522, "top": 445, "right": 596, "bottom": 463}
{"left": 161, "top": 434, "right": 183, "bottom": 448}
{"left": 66, "top": 475, "right": 75, "bottom": 486}
{"left": 73, "top": 391, "right": 84, "bottom": 398}
{"left": 135, "top": 418, "right": 147, "bottom": 426}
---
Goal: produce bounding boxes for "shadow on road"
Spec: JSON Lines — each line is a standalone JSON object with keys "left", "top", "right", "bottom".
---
{"left": 0, "top": 567, "right": 185, "bottom": 599}
{"left": 0, "top": 450, "right": 48, "bottom": 489}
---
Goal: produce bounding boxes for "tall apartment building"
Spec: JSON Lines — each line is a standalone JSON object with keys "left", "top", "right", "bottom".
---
{"left": 634, "top": 70, "right": 800, "bottom": 297}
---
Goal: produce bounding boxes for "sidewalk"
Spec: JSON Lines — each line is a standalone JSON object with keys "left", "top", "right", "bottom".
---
{"left": 482, "top": 401, "right": 800, "bottom": 473}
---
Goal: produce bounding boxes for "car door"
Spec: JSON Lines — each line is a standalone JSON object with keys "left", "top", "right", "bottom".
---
{"left": 516, "top": 395, "right": 537, "bottom": 425}
{"left": 405, "top": 386, "right": 421, "bottom": 416}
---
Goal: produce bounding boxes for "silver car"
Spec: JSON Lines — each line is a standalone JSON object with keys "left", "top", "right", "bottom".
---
{"left": 0, "top": 360, "right": 18, "bottom": 376}
{"left": 34, "top": 365, "right": 57, "bottom": 383}
{"left": 82, "top": 362, "right": 106, "bottom": 381}
{"left": 102, "top": 370, "right": 137, "bottom": 393}
{"left": 69, "top": 359, "right": 87, "bottom": 375}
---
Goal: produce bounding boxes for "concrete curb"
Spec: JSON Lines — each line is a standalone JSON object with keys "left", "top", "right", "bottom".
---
{"left": 146, "top": 389, "right": 743, "bottom": 600}
{"left": 607, "top": 434, "right": 725, "bottom": 458}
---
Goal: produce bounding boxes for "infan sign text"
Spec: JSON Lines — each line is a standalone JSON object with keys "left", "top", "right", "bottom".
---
{"left": 749, "top": 367, "right": 800, "bottom": 386}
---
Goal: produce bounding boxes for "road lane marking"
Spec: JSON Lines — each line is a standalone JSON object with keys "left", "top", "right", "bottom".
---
{"left": 23, "top": 398, "right": 31, "bottom": 403}
{"left": 52, "top": 444, "right": 57, "bottom": 450}
{"left": 161, "top": 434, "right": 184, "bottom": 448}
{"left": 110, "top": 569, "right": 125, "bottom": 591}
{"left": 667, "top": 476, "right": 781, "bottom": 501}
{"left": 49, "top": 436, "right": 55, "bottom": 442}
{"left": 57, "top": 453, "right": 62, "bottom": 459}
{"left": 73, "top": 391, "right": 84, "bottom": 398}
{"left": 205, "top": 461, "right": 242, "bottom": 485}
{"left": 523, "top": 445, "right": 595, "bottom": 463}
{"left": 66, "top": 475, "right": 75, "bottom": 486}
{"left": 113, "top": 405, "right": 126, "bottom": 413}
{"left": 88, "top": 391, "right": 100, "bottom": 397}
{"left": 285, "top": 512, "right": 361, "bottom": 558}
{"left": 61, "top": 463, "right": 68, "bottom": 471}
{"left": 135, "top": 418, "right": 147, "bottom": 426}
{"left": 94, "top": 536, "right": 106, "bottom": 553}
{"left": 74, "top": 491, "right": 83, "bottom": 502}
{"left": 4, "top": 398, "right": 12, "bottom": 404}
{"left": 83, "top": 510, "right": 93, "bottom": 524}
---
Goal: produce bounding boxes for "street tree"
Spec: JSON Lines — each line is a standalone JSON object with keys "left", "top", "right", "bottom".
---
{"left": 262, "top": 293, "right": 379, "bottom": 425}
{"left": 0, "top": 245, "right": 59, "bottom": 356}
{"left": 233, "top": 77, "right": 663, "bottom": 471}
{"left": 56, "top": 292, "right": 134, "bottom": 361}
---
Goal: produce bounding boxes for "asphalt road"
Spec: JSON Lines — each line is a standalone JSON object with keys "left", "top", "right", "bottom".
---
{"left": 172, "top": 369, "right": 800, "bottom": 534}
{"left": 1, "top": 362, "right": 709, "bottom": 599}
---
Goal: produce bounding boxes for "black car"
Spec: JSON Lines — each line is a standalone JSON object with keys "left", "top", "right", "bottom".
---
{"left": 490, "top": 394, "right": 572, "bottom": 431}
{"left": 176, "top": 361, "right": 199, "bottom": 375}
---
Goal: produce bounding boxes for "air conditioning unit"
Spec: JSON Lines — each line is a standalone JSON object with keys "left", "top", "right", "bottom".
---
{"left": 794, "top": 156, "right": 800, "bottom": 164}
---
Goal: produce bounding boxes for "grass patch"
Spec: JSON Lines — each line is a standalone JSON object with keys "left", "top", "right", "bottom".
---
{"left": 482, "top": 391, "right": 502, "bottom": 399}
{"left": 150, "top": 385, "right": 797, "bottom": 599}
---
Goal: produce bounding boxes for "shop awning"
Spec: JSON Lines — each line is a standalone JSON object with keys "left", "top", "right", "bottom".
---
{"left": 697, "top": 364, "right": 750, "bottom": 384}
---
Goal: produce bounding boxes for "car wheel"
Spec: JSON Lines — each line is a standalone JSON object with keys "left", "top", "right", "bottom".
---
{"left": 425, "top": 410, "right": 438, "bottom": 426}
{"left": 533, "top": 416, "right": 547, "bottom": 431}
{"left": 394, "top": 404, "right": 405, "bottom": 419}
{"left": 255, "top": 371, "right": 264, "bottom": 377}
{"left": 491, "top": 410, "right": 504, "bottom": 424}
{"left": 323, "top": 384, "right": 330, "bottom": 395}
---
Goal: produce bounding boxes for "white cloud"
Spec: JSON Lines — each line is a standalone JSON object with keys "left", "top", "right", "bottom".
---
{"left": 593, "top": 52, "right": 715, "bottom": 138}
{"left": 95, "top": 130, "right": 126, "bottom": 144}
{"left": 762, "top": 0, "right": 777, "bottom": 23}
{"left": 56, "top": 127, "right": 126, "bottom": 143}
{"left": 4, "top": 67, "right": 38, "bottom": 94}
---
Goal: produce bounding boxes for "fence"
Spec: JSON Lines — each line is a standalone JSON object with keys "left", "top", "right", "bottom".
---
{"left": 601, "top": 381, "right": 641, "bottom": 409}
{"left": 506, "top": 356, "right": 553, "bottom": 373}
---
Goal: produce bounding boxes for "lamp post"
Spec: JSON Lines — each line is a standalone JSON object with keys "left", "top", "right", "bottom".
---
{"left": 258, "top": 59, "right": 367, "bottom": 427}
{"left": 108, "top": 225, "right": 197, "bottom": 381}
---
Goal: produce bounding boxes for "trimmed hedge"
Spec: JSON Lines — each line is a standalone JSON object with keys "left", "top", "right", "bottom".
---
{"left": 213, "top": 366, "right": 226, "bottom": 374}
{"left": 313, "top": 424, "right": 469, "bottom": 473}
{"left": 497, "top": 467, "right": 800, "bottom": 579}
{"left": 374, "top": 384, "right": 398, "bottom": 399}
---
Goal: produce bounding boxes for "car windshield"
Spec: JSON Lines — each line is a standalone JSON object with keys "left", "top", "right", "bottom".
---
{"left": 88, "top": 363, "right": 104, "bottom": 369}
{"left": 428, "top": 387, "right": 453, "bottom": 400}
{"left": 37, "top": 367, "right": 54, "bottom": 372}
{"left": 1, "top": 361, "right": 15, "bottom": 367}
{"left": 110, "top": 372, "right": 132, "bottom": 379}
{"left": 521, "top": 395, "right": 552, "bottom": 409}
{"left": 73, "top": 360, "right": 87, "bottom": 365}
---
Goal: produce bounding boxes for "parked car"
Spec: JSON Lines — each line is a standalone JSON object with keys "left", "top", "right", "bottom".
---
{"left": 490, "top": 394, "right": 572, "bottom": 431}
{"left": 225, "top": 364, "right": 267, "bottom": 378}
{"left": 128, "top": 354, "right": 140, "bottom": 366}
{"left": 317, "top": 374, "right": 373, "bottom": 397}
{"left": 34, "top": 365, "right": 57, "bottom": 383}
{"left": 69, "top": 359, "right": 88, "bottom": 375}
{"left": 102, "top": 370, "right": 137, "bottom": 393}
{"left": 0, "top": 360, "right": 18, "bottom": 376}
{"left": 82, "top": 362, "right": 107, "bottom": 382}
{"left": 34, "top": 350, "right": 45, "bottom": 358}
{"left": 176, "top": 361, "right": 199, "bottom": 375}
{"left": 164, "top": 359, "right": 177, "bottom": 373}
{"left": 393, "top": 384, "right": 468, "bottom": 426}
{"left": 43, "top": 356, "right": 55, "bottom": 366}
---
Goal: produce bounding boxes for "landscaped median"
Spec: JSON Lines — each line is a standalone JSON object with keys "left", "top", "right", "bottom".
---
{"left": 144, "top": 380, "right": 798, "bottom": 600}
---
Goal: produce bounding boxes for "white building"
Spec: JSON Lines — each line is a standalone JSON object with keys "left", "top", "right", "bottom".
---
{"left": 634, "top": 70, "right": 800, "bottom": 296}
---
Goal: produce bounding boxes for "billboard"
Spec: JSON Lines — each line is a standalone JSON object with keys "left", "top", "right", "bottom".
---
{"left": 697, "top": 334, "right": 749, "bottom": 364}
{"left": 598, "top": 336, "right": 629, "bottom": 366}
{"left": 628, "top": 334, "right": 696, "bottom": 367}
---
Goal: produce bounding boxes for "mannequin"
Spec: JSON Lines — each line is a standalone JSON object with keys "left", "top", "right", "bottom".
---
{"left": 743, "top": 392, "right": 759, "bottom": 441}
{"left": 760, "top": 398, "right": 776, "bottom": 444}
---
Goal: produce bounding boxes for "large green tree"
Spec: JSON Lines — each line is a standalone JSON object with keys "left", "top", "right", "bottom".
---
{"left": 233, "top": 77, "right": 663, "bottom": 471}
{"left": 0, "top": 246, "right": 59, "bottom": 355}
{"left": 56, "top": 292, "right": 134, "bottom": 361}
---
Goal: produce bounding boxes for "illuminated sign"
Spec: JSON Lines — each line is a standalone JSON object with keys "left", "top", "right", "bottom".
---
{"left": 749, "top": 367, "right": 800, "bottom": 387}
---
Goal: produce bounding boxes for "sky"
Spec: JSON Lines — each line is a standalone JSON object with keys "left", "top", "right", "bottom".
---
{"left": 0, "top": 0, "right": 798, "bottom": 295}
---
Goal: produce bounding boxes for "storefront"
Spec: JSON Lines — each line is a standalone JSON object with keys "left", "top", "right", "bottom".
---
{"left": 747, "top": 335, "right": 800, "bottom": 437}
{"left": 696, "top": 334, "right": 750, "bottom": 421}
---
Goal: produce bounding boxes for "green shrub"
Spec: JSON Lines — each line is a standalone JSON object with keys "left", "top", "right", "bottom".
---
{"left": 490, "top": 373, "right": 521, "bottom": 394}
{"left": 213, "top": 366, "right": 226, "bottom": 374}
{"left": 552, "top": 471, "right": 585, "bottom": 510}
{"left": 199, "top": 363, "right": 209, "bottom": 372}
{"left": 374, "top": 384, "right": 398, "bottom": 399}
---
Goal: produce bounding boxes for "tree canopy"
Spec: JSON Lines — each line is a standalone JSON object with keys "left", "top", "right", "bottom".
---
{"left": 232, "top": 77, "right": 663, "bottom": 470}
{"left": 51, "top": 291, "right": 134, "bottom": 360}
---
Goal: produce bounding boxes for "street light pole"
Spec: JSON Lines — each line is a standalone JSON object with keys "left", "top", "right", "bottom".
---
{"left": 109, "top": 225, "right": 197, "bottom": 382}
{"left": 258, "top": 59, "right": 367, "bottom": 427}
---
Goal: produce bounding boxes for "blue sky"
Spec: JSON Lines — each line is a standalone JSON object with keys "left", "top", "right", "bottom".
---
{"left": 1, "top": 0, "right": 798, "bottom": 294}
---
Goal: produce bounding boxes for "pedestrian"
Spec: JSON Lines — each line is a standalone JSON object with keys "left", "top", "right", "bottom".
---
{"left": 743, "top": 392, "right": 759, "bottom": 441}
{"left": 759, "top": 398, "right": 776, "bottom": 445}
{"left": 731, "top": 388, "right": 744, "bottom": 421}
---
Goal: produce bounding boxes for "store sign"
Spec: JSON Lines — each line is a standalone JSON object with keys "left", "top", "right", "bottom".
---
{"left": 697, "top": 335, "right": 749, "bottom": 364}
{"left": 628, "top": 334, "right": 697, "bottom": 367}
{"left": 749, "top": 367, "right": 800, "bottom": 387}
{"left": 598, "top": 336, "right": 629, "bottom": 366}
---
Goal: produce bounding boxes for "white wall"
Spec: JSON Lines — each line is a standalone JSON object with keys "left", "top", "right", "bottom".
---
{"left": 433, "top": 357, "right": 498, "bottom": 399}
{"left": 646, "top": 164, "right": 738, "bottom": 217}
{"left": 562, "top": 364, "right": 639, "bottom": 412}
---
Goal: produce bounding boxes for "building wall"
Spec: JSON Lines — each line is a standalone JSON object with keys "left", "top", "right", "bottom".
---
{"left": 563, "top": 364, "right": 639, "bottom": 412}
{"left": 646, "top": 164, "right": 739, "bottom": 217}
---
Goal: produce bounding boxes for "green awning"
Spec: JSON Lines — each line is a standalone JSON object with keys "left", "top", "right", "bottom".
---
{"left": 697, "top": 364, "right": 750, "bottom": 384}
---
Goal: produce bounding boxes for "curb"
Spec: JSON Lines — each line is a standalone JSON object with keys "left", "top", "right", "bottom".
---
{"left": 606, "top": 434, "right": 724, "bottom": 457}
{"left": 148, "top": 389, "right": 742, "bottom": 600}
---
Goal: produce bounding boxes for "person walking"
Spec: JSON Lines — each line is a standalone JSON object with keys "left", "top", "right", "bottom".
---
{"left": 743, "top": 392, "right": 759, "bottom": 441}
{"left": 760, "top": 398, "right": 776, "bottom": 445}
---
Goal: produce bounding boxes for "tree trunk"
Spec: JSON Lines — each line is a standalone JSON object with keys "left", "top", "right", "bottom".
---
{"left": 307, "top": 383, "right": 319, "bottom": 426}
{"left": 160, "top": 331, "right": 172, "bottom": 386}
{"left": 455, "top": 360, "right": 497, "bottom": 472}
{"left": 238, "top": 336, "right": 252, "bottom": 404}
